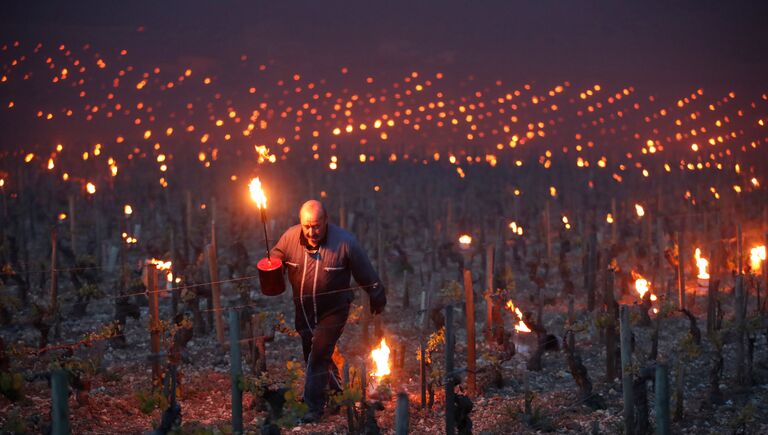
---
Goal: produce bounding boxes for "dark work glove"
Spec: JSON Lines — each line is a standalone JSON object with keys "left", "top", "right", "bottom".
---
{"left": 370, "top": 286, "right": 386, "bottom": 315}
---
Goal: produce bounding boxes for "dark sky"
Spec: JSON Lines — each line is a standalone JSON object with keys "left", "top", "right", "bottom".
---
{"left": 3, "top": 0, "right": 767, "bottom": 91}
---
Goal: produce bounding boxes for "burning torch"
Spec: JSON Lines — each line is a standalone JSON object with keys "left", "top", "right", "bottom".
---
{"left": 249, "top": 177, "right": 285, "bottom": 296}
{"left": 249, "top": 178, "right": 271, "bottom": 259}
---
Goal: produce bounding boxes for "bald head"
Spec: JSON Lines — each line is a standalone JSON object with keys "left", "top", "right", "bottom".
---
{"left": 299, "top": 200, "right": 327, "bottom": 248}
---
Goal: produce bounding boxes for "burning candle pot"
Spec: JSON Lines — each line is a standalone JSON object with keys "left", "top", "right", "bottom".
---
{"left": 505, "top": 300, "right": 534, "bottom": 354}
{"left": 249, "top": 177, "right": 285, "bottom": 296}
{"left": 694, "top": 248, "right": 710, "bottom": 297}
{"left": 367, "top": 337, "right": 393, "bottom": 397}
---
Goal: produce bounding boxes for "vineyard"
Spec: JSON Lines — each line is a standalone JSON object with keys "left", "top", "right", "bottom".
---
{"left": 2, "top": 7, "right": 768, "bottom": 432}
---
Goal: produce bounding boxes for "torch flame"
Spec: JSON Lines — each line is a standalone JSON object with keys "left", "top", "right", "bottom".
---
{"left": 505, "top": 300, "right": 532, "bottom": 333}
{"left": 694, "top": 248, "right": 710, "bottom": 279}
{"left": 370, "top": 338, "right": 391, "bottom": 378}
{"left": 751, "top": 245, "right": 766, "bottom": 273}
{"left": 458, "top": 234, "right": 472, "bottom": 246}
{"left": 248, "top": 177, "right": 267, "bottom": 209}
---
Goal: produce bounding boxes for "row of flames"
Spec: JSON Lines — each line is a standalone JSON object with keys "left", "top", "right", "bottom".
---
{"left": 631, "top": 245, "right": 765, "bottom": 314}
{"left": 367, "top": 302, "right": 533, "bottom": 383}
{"left": 693, "top": 246, "right": 765, "bottom": 278}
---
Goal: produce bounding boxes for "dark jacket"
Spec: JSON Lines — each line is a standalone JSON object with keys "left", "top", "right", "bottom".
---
{"left": 271, "top": 223, "right": 385, "bottom": 326}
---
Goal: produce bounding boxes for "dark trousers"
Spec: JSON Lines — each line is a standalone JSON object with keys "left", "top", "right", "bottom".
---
{"left": 296, "top": 304, "right": 348, "bottom": 413}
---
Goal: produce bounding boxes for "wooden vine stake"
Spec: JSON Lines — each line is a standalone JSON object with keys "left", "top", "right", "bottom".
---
{"left": 463, "top": 267, "right": 476, "bottom": 395}
{"left": 228, "top": 309, "right": 244, "bottom": 434}
{"left": 611, "top": 198, "right": 618, "bottom": 244}
{"left": 419, "top": 342, "right": 427, "bottom": 409}
{"left": 146, "top": 262, "right": 162, "bottom": 387}
{"left": 544, "top": 200, "right": 552, "bottom": 263}
{"left": 207, "top": 219, "right": 225, "bottom": 344}
{"left": 604, "top": 268, "right": 617, "bottom": 382}
{"left": 676, "top": 231, "right": 686, "bottom": 309}
{"left": 445, "top": 305, "right": 456, "bottom": 435}
{"left": 51, "top": 369, "right": 70, "bottom": 435}
{"left": 706, "top": 249, "right": 718, "bottom": 335}
{"left": 68, "top": 195, "right": 76, "bottom": 257}
{"left": 50, "top": 228, "right": 59, "bottom": 338}
{"left": 764, "top": 231, "right": 768, "bottom": 306}
{"left": 736, "top": 223, "right": 743, "bottom": 275}
{"left": 734, "top": 275, "right": 747, "bottom": 386}
{"left": 655, "top": 363, "right": 670, "bottom": 435}
{"left": 394, "top": 392, "right": 409, "bottom": 435}
{"left": 485, "top": 243, "right": 495, "bottom": 342}
{"left": 620, "top": 305, "right": 635, "bottom": 435}
{"left": 184, "top": 190, "right": 192, "bottom": 262}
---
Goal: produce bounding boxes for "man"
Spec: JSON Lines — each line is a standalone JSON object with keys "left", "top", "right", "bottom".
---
{"left": 271, "top": 200, "right": 386, "bottom": 422}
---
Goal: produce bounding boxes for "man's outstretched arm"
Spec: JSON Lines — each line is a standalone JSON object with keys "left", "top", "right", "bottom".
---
{"left": 348, "top": 237, "right": 386, "bottom": 314}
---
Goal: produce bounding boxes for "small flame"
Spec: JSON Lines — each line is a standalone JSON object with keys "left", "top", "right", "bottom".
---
{"left": 694, "top": 248, "right": 710, "bottom": 279}
{"left": 124, "top": 204, "right": 133, "bottom": 215}
{"left": 751, "top": 246, "right": 766, "bottom": 273}
{"left": 86, "top": 182, "right": 96, "bottom": 194}
{"left": 248, "top": 177, "right": 267, "bottom": 209}
{"left": 606, "top": 213, "right": 614, "bottom": 224}
{"left": 635, "top": 204, "right": 645, "bottom": 217}
{"left": 149, "top": 258, "right": 172, "bottom": 270}
{"left": 505, "top": 300, "right": 532, "bottom": 333}
{"left": 458, "top": 234, "right": 472, "bottom": 246}
{"left": 509, "top": 222, "right": 524, "bottom": 236}
{"left": 254, "top": 145, "right": 276, "bottom": 163}
{"left": 635, "top": 277, "right": 650, "bottom": 299}
{"left": 370, "top": 338, "right": 391, "bottom": 378}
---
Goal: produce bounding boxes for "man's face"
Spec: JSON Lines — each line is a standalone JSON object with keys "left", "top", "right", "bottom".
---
{"left": 300, "top": 208, "right": 326, "bottom": 248}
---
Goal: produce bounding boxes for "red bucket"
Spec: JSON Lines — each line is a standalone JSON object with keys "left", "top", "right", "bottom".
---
{"left": 257, "top": 257, "right": 285, "bottom": 296}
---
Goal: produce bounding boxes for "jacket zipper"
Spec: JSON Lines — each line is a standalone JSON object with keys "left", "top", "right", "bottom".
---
{"left": 299, "top": 251, "right": 312, "bottom": 331}
{"left": 312, "top": 248, "right": 320, "bottom": 324}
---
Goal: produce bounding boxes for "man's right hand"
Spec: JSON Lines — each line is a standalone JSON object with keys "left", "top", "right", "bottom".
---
{"left": 370, "top": 289, "right": 386, "bottom": 315}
